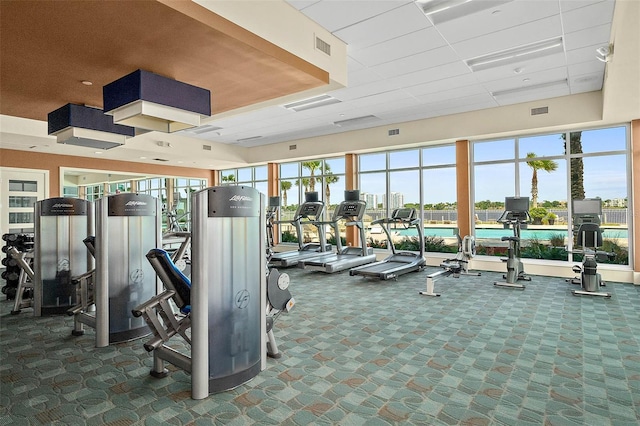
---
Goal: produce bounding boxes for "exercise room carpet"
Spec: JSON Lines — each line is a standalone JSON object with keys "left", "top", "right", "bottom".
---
{"left": 1, "top": 267, "right": 639, "bottom": 425}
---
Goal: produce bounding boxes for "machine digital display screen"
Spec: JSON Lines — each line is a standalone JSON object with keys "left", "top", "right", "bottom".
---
{"left": 392, "top": 208, "right": 415, "bottom": 220}
{"left": 505, "top": 197, "right": 529, "bottom": 213}
{"left": 336, "top": 202, "right": 362, "bottom": 216}
{"left": 303, "top": 204, "right": 320, "bottom": 214}
{"left": 573, "top": 198, "right": 602, "bottom": 215}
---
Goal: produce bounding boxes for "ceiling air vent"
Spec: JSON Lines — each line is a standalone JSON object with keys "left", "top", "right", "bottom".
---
{"left": 153, "top": 158, "right": 169, "bottom": 162}
{"left": 334, "top": 115, "right": 379, "bottom": 127}
{"left": 192, "top": 125, "right": 223, "bottom": 135}
{"left": 388, "top": 128, "right": 400, "bottom": 136}
{"left": 531, "top": 106, "right": 549, "bottom": 116}
{"left": 283, "top": 94, "right": 341, "bottom": 112}
{"left": 315, "top": 36, "right": 331, "bottom": 56}
{"left": 289, "top": 144, "right": 297, "bottom": 151}
{"left": 203, "top": 144, "right": 212, "bottom": 151}
{"left": 236, "top": 136, "right": 262, "bottom": 143}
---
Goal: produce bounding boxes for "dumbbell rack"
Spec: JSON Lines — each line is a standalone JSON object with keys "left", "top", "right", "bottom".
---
{"left": 1, "top": 233, "right": 34, "bottom": 300}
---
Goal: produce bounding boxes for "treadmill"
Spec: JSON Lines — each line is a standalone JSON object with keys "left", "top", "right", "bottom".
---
{"left": 298, "top": 190, "right": 376, "bottom": 273}
{"left": 350, "top": 208, "right": 426, "bottom": 280}
{"left": 269, "top": 192, "right": 331, "bottom": 268}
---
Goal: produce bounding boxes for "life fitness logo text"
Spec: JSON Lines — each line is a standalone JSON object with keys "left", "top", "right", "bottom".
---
{"left": 229, "top": 195, "right": 252, "bottom": 209}
{"left": 124, "top": 200, "right": 148, "bottom": 213}
{"left": 52, "top": 203, "right": 74, "bottom": 209}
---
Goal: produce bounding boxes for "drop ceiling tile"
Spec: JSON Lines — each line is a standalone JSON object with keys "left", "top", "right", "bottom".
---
{"left": 330, "top": 79, "right": 400, "bottom": 102}
{"left": 559, "top": 0, "right": 611, "bottom": 13}
{"left": 347, "top": 56, "right": 366, "bottom": 72}
{"left": 482, "top": 66, "right": 568, "bottom": 92}
{"left": 436, "top": 98, "right": 500, "bottom": 116}
{"left": 414, "top": 85, "right": 489, "bottom": 104}
{"left": 299, "top": 0, "right": 411, "bottom": 32}
{"left": 348, "top": 26, "right": 447, "bottom": 67}
{"left": 343, "top": 89, "right": 416, "bottom": 111}
{"left": 452, "top": 15, "right": 562, "bottom": 59}
{"left": 566, "top": 43, "right": 608, "bottom": 65}
{"left": 471, "top": 52, "right": 567, "bottom": 83}
{"left": 390, "top": 61, "right": 472, "bottom": 90}
{"left": 570, "top": 80, "right": 603, "bottom": 94}
{"left": 434, "top": 0, "right": 559, "bottom": 45}
{"left": 562, "top": 0, "right": 615, "bottom": 33}
{"left": 334, "top": 2, "right": 430, "bottom": 50}
{"left": 403, "top": 74, "right": 479, "bottom": 97}
{"left": 421, "top": 93, "right": 496, "bottom": 110}
{"left": 569, "top": 72, "right": 603, "bottom": 87}
{"left": 564, "top": 23, "right": 612, "bottom": 50}
{"left": 330, "top": 97, "right": 422, "bottom": 124}
{"left": 494, "top": 87, "right": 571, "bottom": 106}
{"left": 348, "top": 67, "right": 385, "bottom": 87}
{"left": 568, "top": 61, "right": 605, "bottom": 79}
{"left": 369, "top": 45, "right": 461, "bottom": 79}
{"left": 379, "top": 107, "right": 440, "bottom": 123}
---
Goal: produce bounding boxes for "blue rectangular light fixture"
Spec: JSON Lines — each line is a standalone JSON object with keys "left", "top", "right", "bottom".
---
{"left": 103, "top": 69, "right": 211, "bottom": 133}
{"left": 48, "top": 103, "right": 135, "bottom": 150}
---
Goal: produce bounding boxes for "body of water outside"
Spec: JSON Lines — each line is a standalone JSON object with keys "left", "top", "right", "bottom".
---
{"left": 394, "top": 227, "right": 628, "bottom": 241}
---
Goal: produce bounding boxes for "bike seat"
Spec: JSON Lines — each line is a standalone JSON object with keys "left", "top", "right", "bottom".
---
{"left": 501, "top": 236, "right": 520, "bottom": 242}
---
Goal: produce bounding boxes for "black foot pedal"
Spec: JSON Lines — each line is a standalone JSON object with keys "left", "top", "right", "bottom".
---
{"left": 150, "top": 369, "right": 169, "bottom": 379}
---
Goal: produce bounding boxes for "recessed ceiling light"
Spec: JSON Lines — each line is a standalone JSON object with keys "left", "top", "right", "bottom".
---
{"left": 417, "top": 0, "right": 513, "bottom": 23}
{"left": 523, "top": 78, "right": 531, "bottom": 82}
{"left": 139, "top": 156, "right": 147, "bottom": 159}
{"left": 513, "top": 67, "right": 524, "bottom": 74}
{"left": 466, "top": 37, "right": 564, "bottom": 72}
{"left": 81, "top": 80, "right": 93, "bottom": 86}
{"left": 95, "top": 151, "right": 103, "bottom": 154}
{"left": 283, "top": 94, "right": 341, "bottom": 112}
{"left": 491, "top": 9, "right": 501, "bottom": 14}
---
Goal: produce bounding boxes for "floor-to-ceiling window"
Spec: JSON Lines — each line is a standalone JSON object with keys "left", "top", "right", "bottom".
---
{"left": 277, "top": 158, "right": 345, "bottom": 245}
{"left": 471, "top": 125, "right": 630, "bottom": 265}
{"left": 359, "top": 145, "right": 457, "bottom": 253}
{"left": 220, "top": 165, "right": 268, "bottom": 198}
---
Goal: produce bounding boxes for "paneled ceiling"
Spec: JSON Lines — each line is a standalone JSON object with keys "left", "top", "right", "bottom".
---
{"left": 197, "top": 0, "right": 614, "bottom": 147}
{"left": 0, "top": 0, "right": 621, "bottom": 168}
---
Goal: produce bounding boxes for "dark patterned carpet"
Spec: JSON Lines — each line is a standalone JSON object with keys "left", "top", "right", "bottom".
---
{"left": 1, "top": 266, "right": 639, "bottom": 425}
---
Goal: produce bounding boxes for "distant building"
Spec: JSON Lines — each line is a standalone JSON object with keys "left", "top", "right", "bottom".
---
{"left": 390, "top": 192, "right": 404, "bottom": 210}
{"left": 605, "top": 198, "right": 627, "bottom": 207}
{"left": 360, "top": 192, "right": 377, "bottom": 208}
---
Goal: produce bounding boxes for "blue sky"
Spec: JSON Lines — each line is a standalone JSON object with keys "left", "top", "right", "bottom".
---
{"left": 359, "top": 126, "right": 628, "bottom": 205}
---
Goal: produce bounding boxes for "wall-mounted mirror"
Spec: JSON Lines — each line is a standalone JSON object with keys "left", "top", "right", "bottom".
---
{"left": 61, "top": 167, "right": 208, "bottom": 232}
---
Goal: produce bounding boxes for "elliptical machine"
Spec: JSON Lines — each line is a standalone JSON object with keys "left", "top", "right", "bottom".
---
{"left": 494, "top": 196, "right": 531, "bottom": 289}
{"left": 567, "top": 198, "right": 612, "bottom": 298}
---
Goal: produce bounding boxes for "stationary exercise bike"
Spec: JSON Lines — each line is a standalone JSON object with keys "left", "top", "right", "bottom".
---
{"left": 494, "top": 196, "right": 531, "bottom": 289}
{"left": 567, "top": 198, "right": 612, "bottom": 298}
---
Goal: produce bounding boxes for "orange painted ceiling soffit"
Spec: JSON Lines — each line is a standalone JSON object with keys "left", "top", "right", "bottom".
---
{"left": 0, "top": 0, "right": 329, "bottom": 122}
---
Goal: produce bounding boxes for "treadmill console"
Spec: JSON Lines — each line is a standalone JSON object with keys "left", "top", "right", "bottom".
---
{"left": 392, "top": 208, "right": 416, "bottom": 221}
{"left": 300, "top": 202, "right": 323, "bottom": 218}
{"left": 335, "top": 201, "right": 366, "bottom": 220}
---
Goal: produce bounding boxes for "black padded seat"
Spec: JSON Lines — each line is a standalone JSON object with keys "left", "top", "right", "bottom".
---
{"left": 575, "top": 223, "right": 603, "bottom": 248}
{"left": 146, "top": 248, "right": 191, "bottom": 314}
